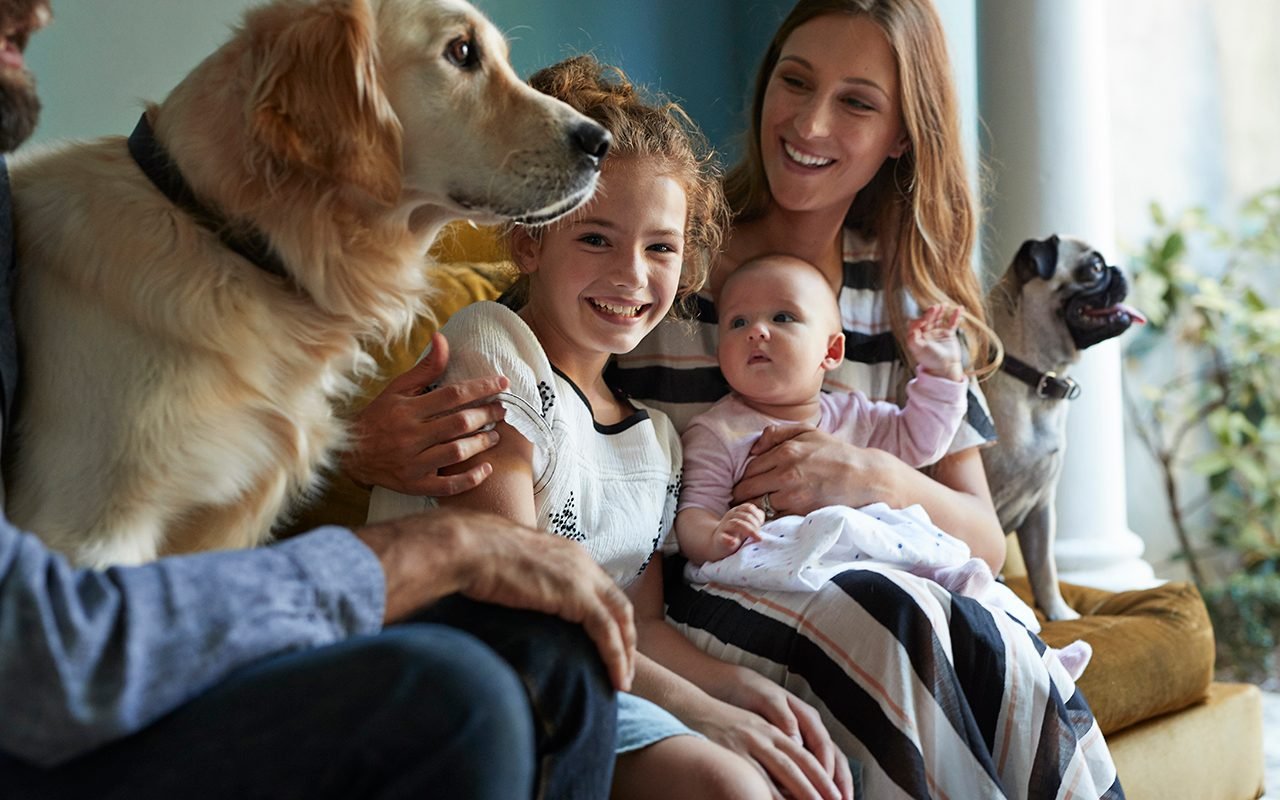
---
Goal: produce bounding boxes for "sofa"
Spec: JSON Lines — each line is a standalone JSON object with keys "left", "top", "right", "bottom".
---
{"left": 289, "top": 223, "right": 1266, "bottom": 800}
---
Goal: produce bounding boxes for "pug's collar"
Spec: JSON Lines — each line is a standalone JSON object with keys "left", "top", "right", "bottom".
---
{"left": 1001, "top": 355, "right": 1081, "bottom": 401}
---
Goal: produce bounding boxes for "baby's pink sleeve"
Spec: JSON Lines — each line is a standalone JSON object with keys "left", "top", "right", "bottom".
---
{"left": 678, "top": 420, "right": 737, "bottom": 516}
{"left": 858, "top": 370, "right": 969, "bottom": 467}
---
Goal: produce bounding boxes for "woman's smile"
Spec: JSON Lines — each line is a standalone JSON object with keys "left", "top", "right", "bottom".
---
{"left": 782, "top": 140, "right": 836, "bottom": 169}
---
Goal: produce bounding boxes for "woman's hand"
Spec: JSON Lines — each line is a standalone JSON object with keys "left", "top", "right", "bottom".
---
{"left": 733, "top": 426, "right": 1006, "bottom": 569}
{"left": 733, "top": 425, "right": 892, "bottom": 516}
{"left": 343, "top": 332, "right": 509, "bottom": 496}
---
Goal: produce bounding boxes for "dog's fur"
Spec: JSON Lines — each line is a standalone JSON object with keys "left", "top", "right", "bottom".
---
{"left": 5, "top": 0, "right": 608, "bottom": 567}
{"left": 983, "top": 235, "right": 1141, "bottom": 620}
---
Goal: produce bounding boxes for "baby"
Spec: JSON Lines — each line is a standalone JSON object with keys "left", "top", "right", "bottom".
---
{"left": 676, "top": 253, "right": 966, "bottom": 559}
{"left": 674, "top": 254, "right": 1043, "bottom": 636}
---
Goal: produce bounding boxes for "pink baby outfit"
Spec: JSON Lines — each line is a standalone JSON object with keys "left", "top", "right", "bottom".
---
{"left": 678, "top": 368, "right": 968, "bottom": 516}
{"left": 676, "top": 370, "right": 1050, "bottom": 637}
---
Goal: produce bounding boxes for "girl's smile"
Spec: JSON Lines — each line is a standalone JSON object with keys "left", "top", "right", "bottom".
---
{"left": 514, "top": 155, "right": 687, "bottom": 390}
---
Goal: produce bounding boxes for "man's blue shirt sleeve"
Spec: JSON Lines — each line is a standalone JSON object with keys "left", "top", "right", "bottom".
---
{"left": 0, "top": 517, "right": 385, "bottom": 767}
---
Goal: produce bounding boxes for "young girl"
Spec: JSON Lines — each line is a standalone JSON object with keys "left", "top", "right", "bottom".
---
{"left": 368, "top": 57, "right": 851, "bottom": 800}
{"left": 608, "top": 1, "right": 1124, "bottom": 796}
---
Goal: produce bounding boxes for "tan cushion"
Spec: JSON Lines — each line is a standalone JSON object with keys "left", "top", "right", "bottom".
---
{"left": 1004, "top": 576, "right": 1215, "bottom": 735}
{"left": 1108, "top": 681, "right": 1263, "bottom": 800}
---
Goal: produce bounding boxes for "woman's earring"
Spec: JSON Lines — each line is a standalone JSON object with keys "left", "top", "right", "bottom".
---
{"left": 892, "top": 156, "right": 916, "bottom": 197}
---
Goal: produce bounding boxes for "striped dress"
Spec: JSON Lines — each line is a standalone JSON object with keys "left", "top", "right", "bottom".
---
{"left": 607, "top": 230, "right": 1123, "bottom": 799}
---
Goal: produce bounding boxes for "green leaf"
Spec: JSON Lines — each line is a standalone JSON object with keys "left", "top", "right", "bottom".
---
{"left": 1150, "top": 201, "right": 1167, "bottom": 227}
{"left": 1191, "top": 450, "right": 1233, "bottom": 476}
{"left": 1159, "top": 231, "right": 1186, "bottom": 266}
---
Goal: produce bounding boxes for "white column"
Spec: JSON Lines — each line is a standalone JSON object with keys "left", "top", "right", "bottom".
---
{"left": 977, "top": 0, "right": 1157, "bottom": 590}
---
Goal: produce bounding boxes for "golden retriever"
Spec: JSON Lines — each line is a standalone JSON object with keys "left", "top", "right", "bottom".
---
{"left": 5, "top": 0, "right": 609, "bottom": 567}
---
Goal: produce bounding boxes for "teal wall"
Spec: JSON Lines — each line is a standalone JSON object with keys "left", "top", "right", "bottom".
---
{"left": 21, "top": 0, "right": 976, "bottom": 173}
{"left": 471, "top": 0, "right": 792, "bottom": 161}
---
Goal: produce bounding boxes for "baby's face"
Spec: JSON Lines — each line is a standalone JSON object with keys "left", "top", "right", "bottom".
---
{"left": 717, "top": 260, "right": 842, "bottom": 408}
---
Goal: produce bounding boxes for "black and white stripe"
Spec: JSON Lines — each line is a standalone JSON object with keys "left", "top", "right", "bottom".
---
{"left": 664, "top": 556, "right": 1122, "bottom": 798}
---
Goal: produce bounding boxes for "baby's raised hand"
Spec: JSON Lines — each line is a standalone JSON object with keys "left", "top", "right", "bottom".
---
{"left": 906, "top": 304, "right": 965, "bottom": 381}
{"left": 710, "top": 502, "right": 766, "bottom": 561}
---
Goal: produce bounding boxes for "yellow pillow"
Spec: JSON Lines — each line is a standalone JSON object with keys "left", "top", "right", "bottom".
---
{"left": 1005, "top": 575, "right": 1214, "bottom": 735}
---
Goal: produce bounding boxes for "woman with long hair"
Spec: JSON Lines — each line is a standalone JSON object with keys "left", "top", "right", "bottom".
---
{"left": 608, "top": 1, "right": 1123, "bottom": 796}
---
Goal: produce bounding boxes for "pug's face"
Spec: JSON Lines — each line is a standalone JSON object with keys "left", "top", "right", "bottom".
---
{"left": 1012, "top": 235, "right": 1144, "bottom": 351}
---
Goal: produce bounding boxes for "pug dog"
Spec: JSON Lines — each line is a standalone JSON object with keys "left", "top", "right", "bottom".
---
{"left": 982, "top": 235, "right": 1145, "bottom": 621}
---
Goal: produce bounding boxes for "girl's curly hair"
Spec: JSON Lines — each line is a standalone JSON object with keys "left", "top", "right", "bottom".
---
{"left": 514, "top": 55, "right": 729, "bottom": 313}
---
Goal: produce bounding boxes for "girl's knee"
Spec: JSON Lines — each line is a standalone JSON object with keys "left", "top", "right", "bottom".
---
{"left": 613, "top": 736, "right": 771, "bottom": 800}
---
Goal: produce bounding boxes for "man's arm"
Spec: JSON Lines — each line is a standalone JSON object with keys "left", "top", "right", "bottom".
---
{"left": 0, "top": 517, "right": 384, "bottom": 767}
{"left": 358, "top": 506, "right": 635, "bottom": 694}
{"left": 0, "top": 505, "right": 634, "bottom": 769}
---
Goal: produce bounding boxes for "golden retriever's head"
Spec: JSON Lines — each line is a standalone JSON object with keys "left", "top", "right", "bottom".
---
{"left": 233, "top": 0, "right": 609, "bottom": 224}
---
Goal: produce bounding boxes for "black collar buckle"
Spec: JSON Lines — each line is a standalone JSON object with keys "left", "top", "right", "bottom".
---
{"left": 999, "top": 354, "right": 1083, "bottom": 402}
{"left": 1035, "top": 370, "right": 1081, "bottom": 401}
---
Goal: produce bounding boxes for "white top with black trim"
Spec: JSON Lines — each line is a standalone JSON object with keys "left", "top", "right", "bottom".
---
{"left": 368, "top": 301, "right": 682, "bottom": 588}
{"left": 608, "top": 228, "right": 997, "bottom": 451}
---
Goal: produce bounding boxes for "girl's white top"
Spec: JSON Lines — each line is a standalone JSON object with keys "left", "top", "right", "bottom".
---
{"left": 368, "top": 301, "right": 682, "bottom": 589}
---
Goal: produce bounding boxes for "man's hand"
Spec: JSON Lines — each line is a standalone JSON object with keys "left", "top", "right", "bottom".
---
{"left": 355, "top": 507, "right": 636, "bottom": 691}
{"left": 343, "top": 332, "right": 508, "bottom": 496}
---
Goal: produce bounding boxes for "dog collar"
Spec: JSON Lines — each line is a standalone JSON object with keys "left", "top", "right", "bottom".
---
{"left": 127, "top": 112, "right": 291, "bottom": 283}
{"left": 1000, "top": 355, "right": 1081, "bottom": 401}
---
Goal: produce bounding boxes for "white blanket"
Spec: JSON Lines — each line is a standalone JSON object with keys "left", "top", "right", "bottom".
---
{"left": 686, "top": 503, "right": 1041, "bottom": 632}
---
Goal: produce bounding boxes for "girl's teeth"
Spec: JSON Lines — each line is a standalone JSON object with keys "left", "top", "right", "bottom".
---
{"left": 784, "top": 142, "right": 834, "bottom": 167}
{"left": 593, "top": 300, "right": 643, "bottom": 317}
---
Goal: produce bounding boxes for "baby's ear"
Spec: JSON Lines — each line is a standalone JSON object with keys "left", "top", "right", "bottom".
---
{"left": 821, "top": 332, "right": 845, "bottom": 371}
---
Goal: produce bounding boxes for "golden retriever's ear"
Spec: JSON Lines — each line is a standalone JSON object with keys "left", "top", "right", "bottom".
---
{"left": 247, "top": 0, "right": 402, "bottom": 205}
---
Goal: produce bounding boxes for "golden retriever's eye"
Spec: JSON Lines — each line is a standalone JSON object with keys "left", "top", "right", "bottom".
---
{"left": 445, "top": 36, "right": 478, "bottom": 70}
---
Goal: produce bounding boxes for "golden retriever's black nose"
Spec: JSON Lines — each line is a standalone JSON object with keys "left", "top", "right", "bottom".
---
{"left": 572, "top": 122, "right": 612, "bottom": 165}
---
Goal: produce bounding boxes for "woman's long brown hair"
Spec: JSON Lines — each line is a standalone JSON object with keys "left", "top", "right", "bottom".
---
{"left": 725, "top": 0, "right": 999, "bottom": 376}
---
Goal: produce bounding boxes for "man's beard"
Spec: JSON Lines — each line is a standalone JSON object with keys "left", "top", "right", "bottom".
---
{"left": 0, "top": 70, "right": 40, "bottom": 152}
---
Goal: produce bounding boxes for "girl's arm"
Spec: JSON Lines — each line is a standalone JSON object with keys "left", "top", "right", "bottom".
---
{"left": 432, "top": 420, "right": 537, "bottom": 522}
{"left": 732, "top": 430, "right": 1005, "bottom": 571}
{"left": 432, "top": 421, "right": 638, "bottom": 691}
{"left": 629, "top": 558, "right": 853, "bottom": 800}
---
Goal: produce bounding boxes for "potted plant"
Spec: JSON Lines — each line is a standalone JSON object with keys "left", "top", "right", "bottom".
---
{"left": 1124, "top": 186, "right": 1280, "bottom": 687}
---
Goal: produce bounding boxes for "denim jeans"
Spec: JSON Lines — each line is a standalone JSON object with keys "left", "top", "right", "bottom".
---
{"left": 413, "top": 595, "right": 619, "bottom": 799}
{"left": 1, "top": 600, "right": 616, "bottom": 799}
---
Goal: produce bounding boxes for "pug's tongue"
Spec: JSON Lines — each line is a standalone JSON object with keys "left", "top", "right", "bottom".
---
{"left": 1084, "top": 303, "right": 1148, "bottom": 325}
